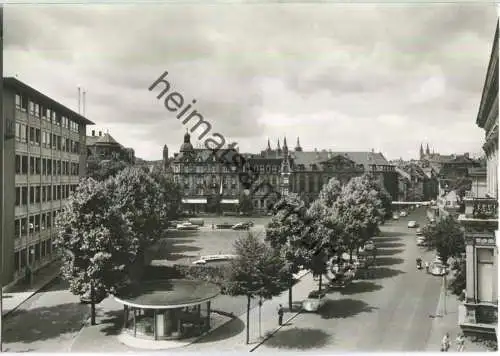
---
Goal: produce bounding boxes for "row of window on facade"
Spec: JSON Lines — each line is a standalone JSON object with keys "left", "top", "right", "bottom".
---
{"left": 14, "top": 209, "right": 63, "bottom": 238}
{"left": 15, "top": 184, "right": 78, "bottom": 207}
{"left": 15, "top": 155, "right": 80, "bottom": 176}
{"left": 15, "top": 123, "right": 82, "bottom": 153}
{"left": 14, "top": 238, "right": 54, "bottom": 273}
{"left": 15, "top": 94, "right": 81, "bottom": 133}
{"left": 173, "top": 164, "right": 283, "bottom": 174}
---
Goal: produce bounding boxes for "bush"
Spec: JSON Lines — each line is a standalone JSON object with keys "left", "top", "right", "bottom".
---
{"left": 172, "top": 264, "right": 231, "bottom": 292}
{"left": 308, "top": 290, "right": 326, "bottom": 299}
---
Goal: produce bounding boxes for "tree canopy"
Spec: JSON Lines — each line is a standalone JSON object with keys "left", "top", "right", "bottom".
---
{"left": 226, "top": 233, "right": 289, "bottom": 344}
{"left": 421, "top": 216, "right": 465, "bottom": 264}
{"left": 55, "top": 168, "right": 180, "bottom": 323}
{"left": 86, "top": 158, "right": 129, "bottom": 181}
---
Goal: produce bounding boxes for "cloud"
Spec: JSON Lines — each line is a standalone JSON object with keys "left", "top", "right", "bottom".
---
{"left": 3, "top": 3, "right": 497, "bottom": 160}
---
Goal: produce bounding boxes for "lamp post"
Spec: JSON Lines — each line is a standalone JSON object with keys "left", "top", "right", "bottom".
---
{"left": 258, "top": 297, "right": 262, "bottom": 339}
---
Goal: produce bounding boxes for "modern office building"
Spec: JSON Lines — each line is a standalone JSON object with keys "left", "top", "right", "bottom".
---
{"left": 1, "top": 77, "right": 93, "bottom": 285}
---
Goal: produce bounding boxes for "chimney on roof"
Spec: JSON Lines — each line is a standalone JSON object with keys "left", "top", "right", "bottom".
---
{"left": 99, "top": 131, "right": 102, "bottom": 137}
{"left": 91, "top": 130, "right": 95, "bottom": 136}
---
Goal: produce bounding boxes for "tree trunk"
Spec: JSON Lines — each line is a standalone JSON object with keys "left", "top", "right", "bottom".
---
{"left": 246, "top": 295, "right": 251, "bottom": 344}
{"left": 90, "top": 302, "right": 96, "bottom": 325}
{"left": 318, "top": 274, "right": 323, "bottom": 293}
{"left": 288, "top": 285, "right": 293, "bottom": 311}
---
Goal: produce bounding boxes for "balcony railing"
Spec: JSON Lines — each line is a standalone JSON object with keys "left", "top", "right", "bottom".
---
{"left": 463, "top": 198, "right": 498, "bottom": 219}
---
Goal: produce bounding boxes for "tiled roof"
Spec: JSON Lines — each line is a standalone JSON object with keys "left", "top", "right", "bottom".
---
{"left": 86, "top": 133, "right": 120, "bottom": 146}
{"left": 292, "top": 151, "right": 390, "bottom": 170}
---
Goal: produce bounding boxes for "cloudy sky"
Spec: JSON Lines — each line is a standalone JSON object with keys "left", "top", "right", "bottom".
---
{"left": 4, "top": 2, "right": 498, "bottom": 161}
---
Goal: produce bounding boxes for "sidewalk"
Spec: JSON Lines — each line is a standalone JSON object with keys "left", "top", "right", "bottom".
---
{"left": 185, "top": 270, "right": 317, "bottom": 352}
{"left": 70, "top": 270, "right": 317, "bottom": 352}
{"left": 2, "top": 260, "right": 61, "bottom": 317}
{"left": 425, "top": 289, "right": 491, "bottom": 352}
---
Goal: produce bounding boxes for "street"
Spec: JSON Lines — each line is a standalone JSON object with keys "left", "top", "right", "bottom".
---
{"left": 2, "top": 277, "right": 89, "bottom": 353}
{"left": 2, "top": 208, "right": 446, "bottom": 353}
{"left": 255, "top": 207, "right": 443, "bottom": 352}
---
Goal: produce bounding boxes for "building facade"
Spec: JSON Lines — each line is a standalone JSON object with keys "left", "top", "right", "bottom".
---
{"left": 458, "top": 21, "right": 498, "bottom": 339}
{"left": 168, "top": 134, "right": 398, "bottom": 214}
{"left": 171, "top": 132, "right": 242, "bottom": 214}
{"left": 86, "top": 129, "right": 135, "bottom": 164}
{"left": 1, "top": 77, "right": 93, "bottom": 285}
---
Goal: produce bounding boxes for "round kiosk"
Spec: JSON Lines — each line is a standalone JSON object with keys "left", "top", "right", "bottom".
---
{"left": 114, "top": 279, "right": 220, "bottom": 342}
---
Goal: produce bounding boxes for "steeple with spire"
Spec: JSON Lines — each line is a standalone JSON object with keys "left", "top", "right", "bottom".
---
{"left": 295, "top": 137, "right": 303, "bottom": 152}
{"left": 426, "top": 143, "right": 430, "bottom": 155}
{"left": 283, "top": 136, "right": 288, "bottom": 156}
{"left": 277, "top": 138, "right": 282, "bottom": 154}
{"left": 266, "top": 138, "right": 272, "bottom": 151}
{"left": 420, "top": 143, "right": 424, "bottom": 160}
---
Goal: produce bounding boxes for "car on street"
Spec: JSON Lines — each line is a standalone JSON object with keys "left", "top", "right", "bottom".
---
{"left": 363, "top": 240, "right": 376, "bottom": 251}
{"left": 407, "top": 220, "right": 418, "bottom": 228}
{"left": 430, "top": 262, "right": 447, "bottom": 276}
{"left": 400, "top": 211, "right": 408, "bottom": 217}
{"left": 302, "top": 290, "right": 327, "bottom": 312}
{"left": 392, "top": 213, "right": 400, "bottom": 220}
{"left": 232, "top": 222, "right": 250, "bottom": 230}
{"left": 416, "top": 228, "right": 423, "bottom": 236}
{"left": 416, "top": 236, "right": 426, "bottom": 246}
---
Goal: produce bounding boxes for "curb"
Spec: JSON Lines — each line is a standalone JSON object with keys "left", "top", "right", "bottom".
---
{"left": 71, "top": 270, "right": 311, "bottom": 352}
{"left": 2, "top": 271, "right": 60, "bottom": 318}
{"left": 190, "top": 270, "right": 311, "bottom": 350}
{"left": 249, "top": 311, "right": 302, "bottom": 352}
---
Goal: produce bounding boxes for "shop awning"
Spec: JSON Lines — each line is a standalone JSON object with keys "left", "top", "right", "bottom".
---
{"left": 182, "top": 198, "right": 208, "bottom": 204}
{"left": 221, "top": 199, "right": 239, "bottom": 204}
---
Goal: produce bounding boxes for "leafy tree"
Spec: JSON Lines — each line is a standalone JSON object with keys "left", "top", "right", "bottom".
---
{"left": 226, "top": 233, "right": 289, "bottom": 344}
{"left": 317, "top": 178, "right": 342, "bottom": 207}
{"left": 421, "top": 216, "right": 465, "bottom": 264}
{"left": 86, "top": 158, "right": 129, "bottom": 181}
{"left": 149, "top": 170, "right": 182, "bottom": 221}
{"left": 239, "top": 192, "right": 254, "bottom": 214}
{"left": 110, "top": 167, "right": 167, "bottom": 252}
{"left": 55, "top": 168, "right": 174, "bottom": 324}
{"left": 448, "top": 257, "right": 466, "bottom": 297}
{"left": 265, "top": 193, "right": 309, "bottom": 310}
{"left": 54, "top": 178, "right": 135, "bottom": 325}
{"left": 332, "top": 175, "right": 384, "bottom": 260}
{"left": 306, "top": 179, "right": 344, "bottom": 291}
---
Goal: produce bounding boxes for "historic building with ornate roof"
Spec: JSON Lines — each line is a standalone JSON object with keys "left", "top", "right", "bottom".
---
{"left": 167, "top": 132, "right": 398, "bottom": 213}
{"left": 86, "top": 129, "right": 135, "bottom": 164}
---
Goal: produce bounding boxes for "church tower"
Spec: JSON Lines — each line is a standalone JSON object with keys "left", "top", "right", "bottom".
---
{"left": 162, "top": 144, "right": 169, "bottom": 171}
{"left": 420, "top": 143, "right": 424, "bottom": 160}
{"left": 295, "top": 137, "right": 303, "bottom": 152}
{"left": 426, "top": 143, "right": 430, "bottom": 156}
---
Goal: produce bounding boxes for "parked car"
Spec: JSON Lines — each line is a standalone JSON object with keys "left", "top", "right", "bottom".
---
{"left": 176, "top": 222, "right": 200, "bottom": 231}
{"left": 430, "top": 262, "right": 447, "bottom": 276}
{"left": 407, "top": 220, "right": 418, "bottom": 228}
{"left": 400, "top": 211, "right": 408, "bottom": 217}
{"left": 216, "top": 222, "right": 234, "bottom": 229}
{"left": 232, "top": 222, "right": 250, "bottom": 230}
{"left": 363, "top": 240, "right": 376, "bottom": 251}
{"left": 416, "top": 236, "right": 426, "bottom": 246}
{"left": 416, "top": 228, "right": 423, "bottom": 236}
{"left": 302, "top": 290, "right": 327, "bottom": 312}
{"left": 392, "top": 213, "right": 400, "bottom": 220}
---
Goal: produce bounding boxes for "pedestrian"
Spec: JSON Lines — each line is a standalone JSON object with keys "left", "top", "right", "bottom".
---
{"left": 277, "top": 304, "right": 284, "bottom": 326}
{"left": 456, "top": 333, "right": 465, "bottom": 352}
{"left": 425, "top": 261, "right": 430, "bottom": 273}
{"left": 441, "top": 332, "right": 450, "bottom": 352}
